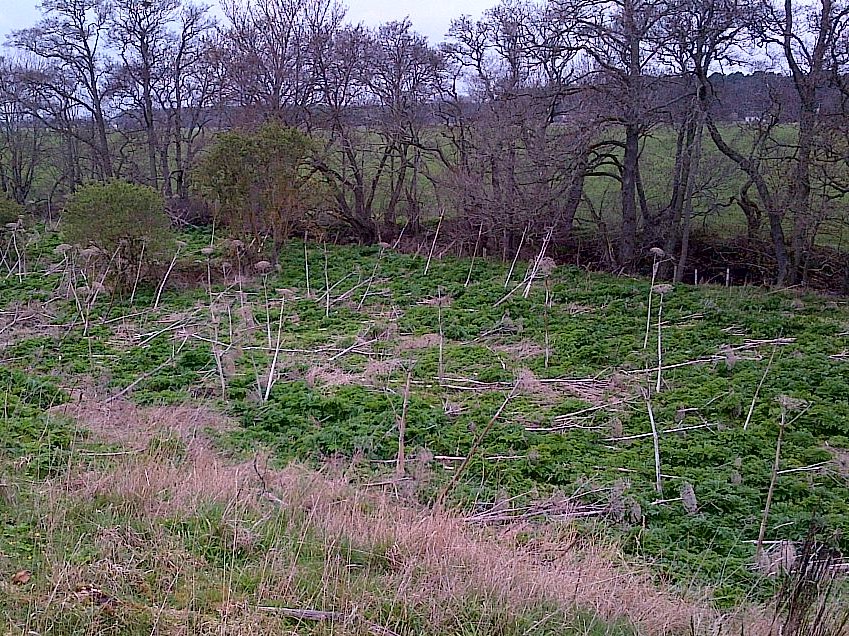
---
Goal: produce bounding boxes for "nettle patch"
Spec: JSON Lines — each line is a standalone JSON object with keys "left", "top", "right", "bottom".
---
{"left": 1, "top": 225, "right": 848, "bottom": 604}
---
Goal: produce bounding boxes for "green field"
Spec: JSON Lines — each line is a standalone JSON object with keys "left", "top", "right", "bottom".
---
{"left": 579, "top": 124, "right": 849, "bottom": 251}
{"left": 1, "top": 223, "right": 848, "bottom": 632}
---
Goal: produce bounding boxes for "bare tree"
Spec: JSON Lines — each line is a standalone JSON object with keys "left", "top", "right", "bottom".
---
{"left": 438, "top": 0, "right": 590, "bottom": 255}
{"left": 220, "top": 0, "right": 345, "bottom": 123}
{"left": 11, "top": 0, "right": 115, "bottom": 180}
{"left": 656, "top": 0, "right": 744, "bottom": 280}
{"left": 156, "top": 3, "right": 220, "bottom": 198}
{"left": 364, "top": 19, "right": 442, "bottom": 230}
{"left": 109, "top": 0, "right": 180, "bottom": 189}
{"left": 0, "top": 57, "right": 47, "bottom": 204}
{"left": 576, "top": 0, "right": 674, "bottom": 268}
{"left": 696, "top": 0, "right": 849, "bottom": 284}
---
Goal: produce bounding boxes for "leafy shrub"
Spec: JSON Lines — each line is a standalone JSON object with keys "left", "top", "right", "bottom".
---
{"left": 62, "top": 180, "right": 173, "bottom": 290}
{"left": 0, "top": 194, "right": 23, "bottom": 226}
{"left": 193, "top": 123, "right": 325, "bottom": 263}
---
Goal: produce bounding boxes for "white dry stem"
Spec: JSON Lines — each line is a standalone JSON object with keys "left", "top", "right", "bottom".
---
{"left": 424, "top": 210, "right": 444, "bottom": 276}
{"left": 437, "top": 290, "right": 445, "bottom": 385}
{"left": 262, "top": 274, "right": 272, "bottom": 350}
{"left": 505, "top": 224, "right": 528, "bottom": 288}
{"left": 129, "top": 241, "right": 145, "bottom": 305}
{"left": 397, "top": 369, "right": 412, "bottom": 477}
{"left": 323, "top": 243, "right": 331, "bottom": 318}
{"left": 522, "top": 226, "right": 553, "bottom": 299}
{"left": 644, "top": 260, "right": 659, "bottom": 349}
{"left": 263, "top": 299, "right": 286, "bottom": 402}
{"left": 645, "top": 394, "right": 663, "bottom": 496}
{"left": 153, "top": 245, "right": 181, "bottom": 310}
{"left": 303, "top": 233, "right": 311, "bottom": 297}
{"left": 755, "top": 405, "right": 786, "bottom": 563}
{"left": 465, "top": 222, "right": 484, "bottom": 287}
{"left": 656, "top": 293, "right": 664, "bottom": 393}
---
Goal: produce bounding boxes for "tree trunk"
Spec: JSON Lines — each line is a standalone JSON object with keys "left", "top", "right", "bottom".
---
{"left": 620, "top": 122, "right": 640, "bottom": 267}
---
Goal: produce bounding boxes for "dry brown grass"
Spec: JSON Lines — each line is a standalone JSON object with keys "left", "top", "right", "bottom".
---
{"left": 397, "top": 333, "right": 442, "bottom": 350}
{"left": 0, "top": 300, "right": 59, "bottom": 347}
{"left": 52, "top": 400, "right": 232, "bottom": 451}
{"left": 15, "top": 400, "right": 776, "bottom": 636}
{"left": 305, "top": 365, "right": 357, "bottom": 387}
{"left": 490, "top": 340, "right": 547, "bottom": 360}
{"left": 276, "top": 470, "right": 773, "bottom": 636}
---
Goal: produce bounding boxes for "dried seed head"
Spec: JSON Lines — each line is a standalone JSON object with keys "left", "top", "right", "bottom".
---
{"left": 730, "top": 469, "right": 743, "bottom": 486}
{"left": 609, "top": 417, "right": 623, "bottom": 438}
{"left": 628, "top": 498, "right": 643, "bottom": 523}
{"left": 80, "top": 246, "right": 102, "bottom": 260}
{"left": 777, "top": 394, "right": 808, "bottom": 412}
{"left": 680, "top": 482, "right": 698, "bottom": 514}
{"left": 649, "top": 247, "right": 666, "bottom": 258}
{"left": 200, "top": 246, "right": 214, "bottom": 256}
{"left": 725, "top": 350, "right": 738, "bottom": 371}
{"left": 537, "top": 256, "right": 557, "bottom": 277}
{"left": 377, "top": 241, "right": 391, "bottom": 249}
{"left": 415, "top": 447, "right": 434, "bottom": 465}
{"left": 255, "top": 260, "right": 273, "bottom": 273}
{"left": 54, "top": 243, "right": 73, "bottom": 255}
{"left": 652, "top": 284, "right": 674, "bottom": 295}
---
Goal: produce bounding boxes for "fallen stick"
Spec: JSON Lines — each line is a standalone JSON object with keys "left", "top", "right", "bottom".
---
{"left": 328, "top": 338, "right": 378, "bottom": 362}
{"left": 550, "top": 402, "right": 627, "bottom": 422}
{"left": 776, "top": 462, "right": 830, "bottom": 475}
{"left": 605, "top": 420, "right": 715, "bottom": 442}
{"left": 106, "top": 337, "right": 188, "bottom": 403}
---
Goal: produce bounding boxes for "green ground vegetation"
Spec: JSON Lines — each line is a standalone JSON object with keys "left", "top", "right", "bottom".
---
{"left": 1, "top": 222, "right": 847, "bottom": 620}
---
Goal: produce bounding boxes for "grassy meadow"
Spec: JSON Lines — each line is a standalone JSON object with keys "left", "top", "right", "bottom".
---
{"left": 1, "top": 222, "right": 848, "bottom": 633}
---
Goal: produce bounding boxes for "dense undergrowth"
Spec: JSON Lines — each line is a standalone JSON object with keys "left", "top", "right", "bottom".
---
{"left": 1, "top": 222, "right": 848, "bottom": 631}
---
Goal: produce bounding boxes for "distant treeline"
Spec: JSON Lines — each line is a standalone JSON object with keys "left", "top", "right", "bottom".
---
{"left": 2, "top": 0, "right": 848, "bottom": 287}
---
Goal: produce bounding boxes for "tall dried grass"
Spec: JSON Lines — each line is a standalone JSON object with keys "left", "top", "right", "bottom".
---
{"left": 18, "top": 401, "right": 778, "bottom": 636}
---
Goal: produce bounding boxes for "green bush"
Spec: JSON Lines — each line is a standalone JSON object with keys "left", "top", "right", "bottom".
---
{"left": 0, "top": 194, "right": 23, "bottom": 226}
{"left": 62, "top": 180, "right": 173, "bottom": 290}
{"left": 193, "top": 123, "right": 325, "bottom": 263}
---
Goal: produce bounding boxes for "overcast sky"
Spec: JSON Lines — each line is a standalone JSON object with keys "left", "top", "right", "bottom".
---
{"left": 0, "top": 0, "right": 495, "bottom": 45}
